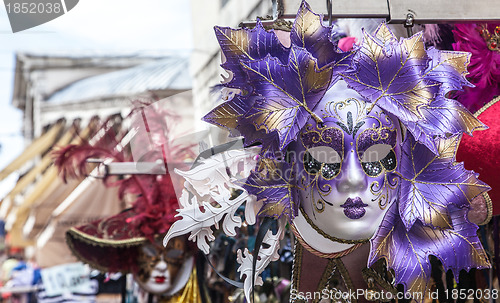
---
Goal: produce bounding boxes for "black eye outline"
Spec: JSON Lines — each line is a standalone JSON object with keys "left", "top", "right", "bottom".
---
{"left": 303, "top": 150, "right": 341, "bottom": 180}
{"left": 380, "top": 149, "right": 397, "bottom": 171}
{"left": 303, "top": 151, "right": 321, "bottom": 175}
{"left": 361, "top": 149, "right": 397, "bottom": 177}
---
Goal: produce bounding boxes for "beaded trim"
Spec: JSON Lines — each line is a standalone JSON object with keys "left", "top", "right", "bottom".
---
{"left": 478, "top": 25, "right": 500, "bottom": 52}
{"left": 290, "top": 223, "right": 363, "bottom": 259}
{"left": 299, "top": 207, "right": 370, "bottom": 244}
{"left": 474, "top": 95, "right": 500, "bottom": 117}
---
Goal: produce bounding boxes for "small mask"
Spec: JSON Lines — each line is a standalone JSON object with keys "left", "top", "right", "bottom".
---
{"left": 134, "top": 237, "right": 187, "bottom": 294}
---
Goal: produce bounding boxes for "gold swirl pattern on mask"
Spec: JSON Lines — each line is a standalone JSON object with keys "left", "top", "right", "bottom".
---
{"left": 369, "top": 174, "right": 399, "bottom": 210}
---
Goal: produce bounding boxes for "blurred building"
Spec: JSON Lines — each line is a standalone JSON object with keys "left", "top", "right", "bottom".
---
{"left": 2, "top": 53, "right": 193, "bottom": 267}
{"left": 12, "top": 53, "right": 192, "bottom": 140}
{"left": 190, "top": 0, "right": 273, "bottom": 130}
{"left": 3, "top": 0, "right": 273, "bottom": 270}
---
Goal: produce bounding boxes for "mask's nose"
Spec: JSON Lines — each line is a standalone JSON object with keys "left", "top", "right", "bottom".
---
{"left": 335, "top": 149, "right": 367, "bottom": 193}
{"left": 155, "top": 258, "right": 168, "bottom": 271}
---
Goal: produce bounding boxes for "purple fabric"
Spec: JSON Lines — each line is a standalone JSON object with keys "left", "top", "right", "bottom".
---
{"left": 453, "top": 24, "right": 500, "bottom": 113}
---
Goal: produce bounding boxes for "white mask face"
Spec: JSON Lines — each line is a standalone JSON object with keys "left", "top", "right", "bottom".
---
{"left": 293, "top": 80, "right": 402, "bottom": 241}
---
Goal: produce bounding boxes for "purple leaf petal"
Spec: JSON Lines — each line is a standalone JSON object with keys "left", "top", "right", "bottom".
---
{"left": 242, "top": 46, "right": 332, "bottom": 150}
{"left": 202, "top": 95, "right": 258, "bottom": 134}
{"left": 405, "top": 96, "right": 486, "bottom": 142}
{"left": 291, "top": 1, "right": 354, "bottom": 69}
{"left": 342, "top": 24, "right": 483, "bottom": 153}
{"left": 424, "top": 48, "right": 473, "bottom": 96}
{"left": 370, "top": 203, "right": 490, "bottom": 298}
{"left": 242, "top": 159, "right": 298, "bottom": 220}
{"left": 215, "top": 21, "right": 289, "bottom": 91}
{"left": 342, "top": 30, "right": 435, "bottom": 123}
{"left": 398, "top": 135, "right": 490, "bottom": 229}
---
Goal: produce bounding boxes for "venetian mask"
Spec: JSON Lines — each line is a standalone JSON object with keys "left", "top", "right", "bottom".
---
{"left": 291, "top": 80, "right": 402, "bottom": 242}
{"left": 164, "top": 3, "right": 492, "bottom": 301}
{"left": 135, "top": 237, "right": 187, "bottom": 294}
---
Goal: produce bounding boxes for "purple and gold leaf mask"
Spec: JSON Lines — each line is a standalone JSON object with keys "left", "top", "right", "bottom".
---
{"left": 200, "top": 0, "right": 491, "bottom": 299}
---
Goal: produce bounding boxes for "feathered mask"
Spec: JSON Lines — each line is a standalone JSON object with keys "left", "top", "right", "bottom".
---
{"left": 453, "top": 23, "right": 500, "bottom": 112}
{"left": 60, "top": 102, "right": 198, "bottom": 278}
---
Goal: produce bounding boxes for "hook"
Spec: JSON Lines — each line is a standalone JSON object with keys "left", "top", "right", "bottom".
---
{"left": 326, "top": 0, "right": 333, "bottom": 26}
{"left": 404, "top": 12, "right": 415, "bottom": 37}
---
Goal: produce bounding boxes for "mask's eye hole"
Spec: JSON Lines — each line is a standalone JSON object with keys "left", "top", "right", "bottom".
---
{"left": 142, "top": 246, "right": 157, "bottom": 257}
{"left": 303, "top": 146, "right": 341, "bottom": 178}
{"left": 165, "top": 249, "right": 183, "bottom": 260}
{"left": 321, "top": 163, "right": 340, "bottom": 179}
{"left": 361, "top": 144, "right": 392, "bottom": 162}
{"left": 361, "top": 162, "right": 383, "bottom": 177}
{"left": 360, "top": 144, "right": 396, "bottom": 176}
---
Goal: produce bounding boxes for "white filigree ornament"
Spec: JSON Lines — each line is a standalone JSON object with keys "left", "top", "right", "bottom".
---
{"left": 236, "top": 218, "right": 285, "bottom": 302}
{"left": 163, "top": 147, "right": 260, "bottom": 254}
{"left": 164, "top": 146, "right": 282, "bottom": 303}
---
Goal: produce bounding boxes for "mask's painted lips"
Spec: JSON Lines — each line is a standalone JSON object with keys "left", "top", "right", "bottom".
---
{"left": 154, "top": 276, "right": 166, "bottom": 283}
{"left": 340, "top": 197, "right": 368, "bottom": 219}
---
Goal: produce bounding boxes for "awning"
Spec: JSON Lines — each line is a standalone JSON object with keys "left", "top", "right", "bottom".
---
{"left": 0, "top": 120, "right": 65, "bottom": 182}
{"left": 4, "top": 121, "right": 98, "bottom": 248}
{"left": 1, "top": 123, "right": 76, "bottom": 224}
{"left": 35, "top": 177, "right": 124, "bottom": 268}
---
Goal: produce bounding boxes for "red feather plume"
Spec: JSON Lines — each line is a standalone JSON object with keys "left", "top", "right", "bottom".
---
{"left": 54, "top": 102, "right": 195, "bottom": 242}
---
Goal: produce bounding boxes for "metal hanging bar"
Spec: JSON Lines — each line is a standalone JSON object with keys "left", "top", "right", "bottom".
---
{"left": 240, "top": 0, "right": 500, "bottom": 28}
{"left": 326, "top": 0, "right": 333, "bottom": 26}
{"left": 277, "top": 0, "right": 389, "bottom": 20}
{"left": 387, "top": 0, "right": 500, "bottom": 23}
{"left": 86, "top": 159, "right": 166, "bottom": 177}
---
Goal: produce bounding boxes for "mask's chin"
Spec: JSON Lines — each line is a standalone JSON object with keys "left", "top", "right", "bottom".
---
{"left": 299, "top": 191, "right": 396, "bottom": 241}
{"left": 134, "top": 274, "right": 172, "bottom": 294}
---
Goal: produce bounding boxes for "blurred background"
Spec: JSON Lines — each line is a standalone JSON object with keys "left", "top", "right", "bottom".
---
{"left": 0, "top": 0, "right": 275, "bottom": 301}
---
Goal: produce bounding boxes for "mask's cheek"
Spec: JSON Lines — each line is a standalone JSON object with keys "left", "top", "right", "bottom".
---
{"left": 368, "top": 170, "right": 400, "bottom": 210}
{"left": 166, "top": 263, "right": 181, "bottom": 280}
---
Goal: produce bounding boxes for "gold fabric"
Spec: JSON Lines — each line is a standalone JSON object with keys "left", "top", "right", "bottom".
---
{"left": 160, "top": 268, "right": 203, "bottom": 303}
